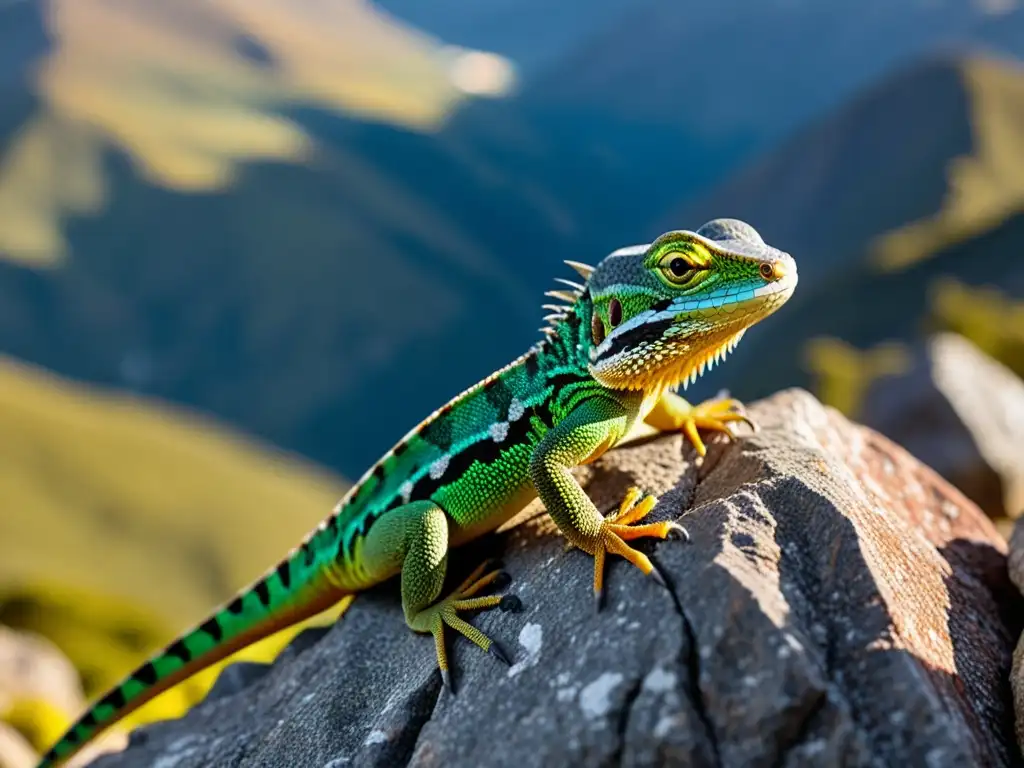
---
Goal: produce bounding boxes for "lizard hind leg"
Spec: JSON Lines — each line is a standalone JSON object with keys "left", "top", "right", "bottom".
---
{"left": 360, "top": 501, "right": 518, "bottom": 691}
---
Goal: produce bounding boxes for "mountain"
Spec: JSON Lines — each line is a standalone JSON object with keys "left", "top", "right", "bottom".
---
{"left": 0, "top": 0, "right": 565, "bottom": 476}
{"left": 380, "top": 0, "right": 1024, "bottom": 214}
{"left": 0, "top": 0, "right": 516, "bottom": 268}
{"left": 374, "top": 0, "right": 635, "bottom": 76}
{"left": 2, "top": 0, "right": 1024, "bottom": 483}
{"left": 661, "top": 52, "right": 1024, "bottom": 412}
{"left": 0, "top": 354, "right": 347, "bottom": 710}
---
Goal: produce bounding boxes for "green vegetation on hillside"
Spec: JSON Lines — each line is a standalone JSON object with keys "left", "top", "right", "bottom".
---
{"left": 872, "top": 55, "right": 1024, "bottom": 272}
{"left": 0, "top": 356, "right": 350, "bottom": 749}
{"left": 803, "top": 338, "right": 911, "bottom": 418}
{"left": 927, "top": 277, "right": 1024, "bottom": 377}
{"left": 0, "top": 0, "right": 515, "bottom": 266}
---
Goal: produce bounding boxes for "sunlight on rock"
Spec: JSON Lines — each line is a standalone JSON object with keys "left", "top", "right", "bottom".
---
{"left": 0, "top": 0, "right": 515, "bottom": 267}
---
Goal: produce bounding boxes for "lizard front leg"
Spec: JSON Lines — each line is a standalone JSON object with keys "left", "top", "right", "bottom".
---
{"left": 359, "top": 500, "right": 519, "bottom": 690}
{"left": 644, "top": 389, "right": 754, "bottom": 457}
{"left": 529, "top": 397, "right": 686, "bottom": 605}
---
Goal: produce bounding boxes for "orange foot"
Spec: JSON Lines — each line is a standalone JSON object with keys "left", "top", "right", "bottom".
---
{"left": 647, "top": 391, "right": 756, "bottom": 457}
{"left": 590, "top": 486, "right": 688, "bottom": 607}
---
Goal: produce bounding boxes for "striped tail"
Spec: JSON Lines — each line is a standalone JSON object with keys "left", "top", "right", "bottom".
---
{"left": 36, "top": 549, "right": 349, "bottom": 767}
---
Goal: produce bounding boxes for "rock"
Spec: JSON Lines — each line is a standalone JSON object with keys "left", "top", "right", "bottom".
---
{"left": 1009, "top": 520, "right": 1024, "bottom": 754}
{"left": 0, "top": 628, "right": 128, "bottom": 768}
{"left": 0, "top": 722, "right": 37, "bottom": 768}
{"left": 860, "top": 333, "right": 1024, "bottom": 534}
{"left": 88, "top": 389, "right": 1022, "bottom": 768}
{"left": 0, "top": 628, "right": 83, "bottom": 720}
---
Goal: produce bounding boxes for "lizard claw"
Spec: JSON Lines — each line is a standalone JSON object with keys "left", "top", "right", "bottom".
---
{"left": 414, "top": 559, "right": 516, "bottom": 694}
{"left": 488, "top": 641, "right": 512, "bottom": 666}
{"left": 666, "top": 521, "right": 690, "bottom": 543}
{"left": 499, "top": 595, "right": 522, "bottom": 613}
{"left": 681, "top": 396, "right": 756, "bottom": 456}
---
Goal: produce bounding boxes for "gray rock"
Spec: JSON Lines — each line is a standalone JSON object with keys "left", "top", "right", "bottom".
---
{"left": 1009, "top": 520, "right": 1024, "bottom": 755}
{"left": 860, "top": 332, "right": 1024, "bottom": 529}
{"left": 90, "top": 389, "right": 1022, "bottom": 768}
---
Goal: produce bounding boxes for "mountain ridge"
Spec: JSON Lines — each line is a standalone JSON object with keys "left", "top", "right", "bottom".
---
{"left": 664, "top": 50, "right": 1024, "bottom": 408}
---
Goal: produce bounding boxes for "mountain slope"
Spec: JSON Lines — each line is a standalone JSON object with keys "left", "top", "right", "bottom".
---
{"left": 518, "top": 0, "right": 1024, "bottom": 215}
{"left": 0, "top": 0, "right": 515, "bottom": 267}
{"left": 3, "top": 1, "right": 1024, "bottom": 483}
{"left": 0, "top": 355, "right": 348, "bottom": 699}
{"left": 662, "top": 52, "right": 1024, "bottom": 411}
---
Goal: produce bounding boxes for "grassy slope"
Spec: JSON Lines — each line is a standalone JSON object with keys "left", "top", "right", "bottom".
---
{"left": 871, "top": 55, "right": 1024, "bottom": 271}
{"left": 0, "top": 0, "right": 509, "bottom": 268}
{"left": 0, "top": 0, "right": 555, "bottom": 479}
{"left": 0, "top": 355, "right": 350, "bottom": 745}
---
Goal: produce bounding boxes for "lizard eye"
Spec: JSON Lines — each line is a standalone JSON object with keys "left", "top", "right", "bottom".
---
{"left": 657, "top": 251, "right": 704, "bottom": 286}
{"left": 591, "top": 311, "right": 605, "bottom": 346}
{"left": 669, "top": 258, "right": 690, "bottom": 277}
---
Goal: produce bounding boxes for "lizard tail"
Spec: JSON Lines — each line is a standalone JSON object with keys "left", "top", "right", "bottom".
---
{"left": 35, "top": 550, "right": 350, "bottom": 768}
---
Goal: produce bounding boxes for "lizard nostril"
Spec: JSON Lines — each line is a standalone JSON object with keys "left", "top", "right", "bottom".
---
{"left": 760, "top": 261, "right": 786, "bottom": 281}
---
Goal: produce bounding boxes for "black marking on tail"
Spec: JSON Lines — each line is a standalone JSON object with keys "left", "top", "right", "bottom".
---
{"left": 303, "top": 543, "right": 317, "bottom": 567}
{"left": 167, "top": 639, "right": 191, "bottom": 663}
{"left": 200, "top": 618, "right": 224, "bottom": 642}
{"left": 525, "top": 353, "right": 540, "bottom": 378}
{"left": 134, "top": 663, "right": 158, "bottom": 686}
{"left": 99, "top": 688, "right": 127, "bottom": 712}
{"left": 254, "top": 580, "right": 271, "bottom": 605}
{"left": 276, "top": 560, "right": 292, "bottom": 590}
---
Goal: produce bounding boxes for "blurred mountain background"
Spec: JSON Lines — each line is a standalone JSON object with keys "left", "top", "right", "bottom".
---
{"left": 1, "top": 0, "right": 1024, "bottom": 762}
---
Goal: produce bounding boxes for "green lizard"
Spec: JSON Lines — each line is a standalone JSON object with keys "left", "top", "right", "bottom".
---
{"left": 37, "top": 218, "right": 796, "bottom": 767}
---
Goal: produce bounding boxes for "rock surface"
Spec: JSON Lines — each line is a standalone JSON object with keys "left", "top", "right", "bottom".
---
{"left": 89, "top": 389, "right": 1023, "bottom": 768}
{"left": 0, "top": 628, "right": 128, "bottom": 768}
{"left": 860, "top": 333, "right": 1024, "bottom": 534}
{"left": 0, "top": 723, "right": 36, "bottom": 768}
{"left": 1009, "top": 520, "right": 1024, "bottom": 754}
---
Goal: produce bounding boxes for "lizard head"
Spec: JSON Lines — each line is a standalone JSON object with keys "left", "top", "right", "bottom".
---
{"left": 585, "top": 218, "right": 797, "bottom": 392}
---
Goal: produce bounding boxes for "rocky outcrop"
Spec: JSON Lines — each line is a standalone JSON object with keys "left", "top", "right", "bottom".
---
{"left": 0, "top": 629, "right": 127, "bottom": 768}
{"left": 860, "top": 333, "right": 1024, "bottom": 535}
{"left": 88, "top": 389, "right": 1022, "bottom": 767}
{"left": 1009, "top": 520, "right": 1024, "bottom": 754}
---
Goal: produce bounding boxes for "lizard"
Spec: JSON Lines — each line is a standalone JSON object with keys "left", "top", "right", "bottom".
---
{"left": 36, "top": 218, "right": 797, "bottom": 767}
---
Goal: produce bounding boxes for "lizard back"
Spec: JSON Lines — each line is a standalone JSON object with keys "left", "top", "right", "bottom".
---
{"left": 322, "top": 299, "right": 600, "bottom": 587}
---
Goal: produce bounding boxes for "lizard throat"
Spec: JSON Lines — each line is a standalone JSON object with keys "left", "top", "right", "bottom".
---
{"left": 589, "top": 329, "right": 746, "bottom": 393}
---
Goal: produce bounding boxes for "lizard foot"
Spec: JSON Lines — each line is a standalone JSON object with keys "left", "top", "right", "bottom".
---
{"left": 679, "top": 396, "right": 755, "bottom": 457}
{"left": 414, "top": 559, "right": 521, "bottom": 692}
{"left": 591, "top": 487, "right": 688, "bottom": 608}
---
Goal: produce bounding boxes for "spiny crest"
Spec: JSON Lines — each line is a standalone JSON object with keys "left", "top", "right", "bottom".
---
{"left": 671, "top": 330, "right": 746, "bottom": 393}
{"left": 537, "top": 259, "right": 595, "bottom": 335}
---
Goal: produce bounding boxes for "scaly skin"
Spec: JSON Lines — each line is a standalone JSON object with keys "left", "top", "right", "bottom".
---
{"left": 37, "top": 218, "right": 797, "bottom": 767}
